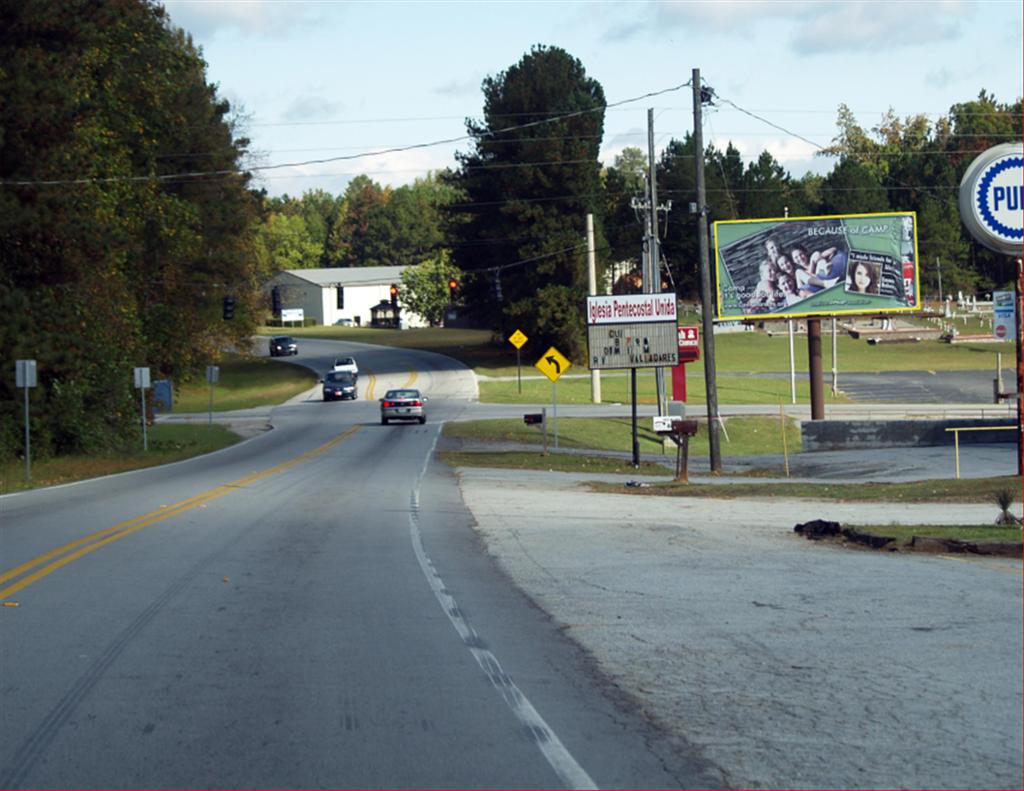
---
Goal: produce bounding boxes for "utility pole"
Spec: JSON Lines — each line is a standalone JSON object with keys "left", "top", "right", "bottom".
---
{"left": 693, "top": 68, "right": 722, "bottom": 473}
{"left": 647, "top": 108, "right": 666, "bottom": 416}
{"left": 587, "top": 213, "right": 601, "bottom": 403}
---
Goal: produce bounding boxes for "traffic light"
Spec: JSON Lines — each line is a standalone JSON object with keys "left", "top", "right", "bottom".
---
{"left": 222, "top": 295, "right": 235, "bottom": 320}
{"left": 271, "top": 286, "right": 281, "bottom": 316}
{"left": 448, "top": 277, "right": 459, "bottom": 300}
{"left": 389, "top": 283, "right": 398, "bottom": 308}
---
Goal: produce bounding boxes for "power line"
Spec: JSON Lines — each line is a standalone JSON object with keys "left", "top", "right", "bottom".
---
{"left": 1, "top": 81, "right": 692, "bottom": 189}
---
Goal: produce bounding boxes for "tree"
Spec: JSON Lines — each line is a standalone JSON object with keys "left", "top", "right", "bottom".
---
{"left": 603, "top": 147, "right": 647, "bottom": 266}
{"left": 741, "top": 151, "right": 791, "bottom": 219}
{"left": 450, "top": 45, "right": 606, "bottom": 360}
{"left": 0, "top": 0, "right": 260, "bottom": 458}
{"left": 330, "top": 175, "right": 391, "bottom": 267}
{"left": 398, "top": 253, "right": 460, "bottom": 327}
{"left": 255, "top": 213, "right": 322, "bottom": 272}
{"left": 818, "top": 158, "right": 890, "bottom": 215}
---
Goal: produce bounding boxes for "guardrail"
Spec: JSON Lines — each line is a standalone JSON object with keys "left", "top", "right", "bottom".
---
{"left": 945, "top": 425, "right": 1017, "bottom": 479}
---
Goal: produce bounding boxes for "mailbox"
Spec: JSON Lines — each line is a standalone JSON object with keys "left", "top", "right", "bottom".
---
{"left": 671, "top": 420, "right": 699, "bottom": 437}
{"left": 523, "top": 413, "right": 544, "bottom": 425}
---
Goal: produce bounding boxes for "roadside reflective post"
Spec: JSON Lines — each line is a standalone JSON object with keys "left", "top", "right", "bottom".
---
{"left": 134, "top": 367, "right": 151, "bottom": 451}
{"left": 16, "top": 360, "right": 36, "bottom": 481}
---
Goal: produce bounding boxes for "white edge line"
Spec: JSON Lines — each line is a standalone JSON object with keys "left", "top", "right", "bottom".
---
{"left": 409, "top": 425, "right": 598, "bottom": 790}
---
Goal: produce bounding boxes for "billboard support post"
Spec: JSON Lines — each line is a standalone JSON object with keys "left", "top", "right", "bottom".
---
{"left": 831, "top": 317, "right": 839, "bottom": 395}
{"left": 788, "top": 320, "right": 796, "bottom": 404}
{"left": 807, "top": 319, "right": 824, "bottom": 420}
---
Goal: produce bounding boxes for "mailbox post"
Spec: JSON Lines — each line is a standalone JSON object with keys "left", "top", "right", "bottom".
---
{"left": 654, "top": 416, "right": 699, "bottom": 482}
{"left": 524, "top": 409, "right": 548, "bottom": 455}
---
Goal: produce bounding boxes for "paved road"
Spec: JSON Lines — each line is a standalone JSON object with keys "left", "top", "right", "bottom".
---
{"left": 4, "top": 340, "right": 1020, "bottom": 788}
{"left": 0, "top": 344, "right": 717, "bottom": 789}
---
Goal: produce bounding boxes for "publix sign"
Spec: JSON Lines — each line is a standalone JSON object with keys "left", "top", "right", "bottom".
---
{"left": 958, "top": 143, "right": 1023, "bottom": 256}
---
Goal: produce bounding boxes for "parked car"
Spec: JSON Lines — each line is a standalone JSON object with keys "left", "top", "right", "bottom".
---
{"left": 322, "top": 371, "right": 357, "bottom": 401}
{"left": 269, "top": 335, "right": 297, "bottom": 356}
{"left": 380, "top": 388, "right": 426, "bottom": 425}
{"left": 332, "top": 356, "right": 359, "bottom": 378}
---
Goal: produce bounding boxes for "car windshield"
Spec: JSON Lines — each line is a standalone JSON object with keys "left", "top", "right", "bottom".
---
{"left": 325, "top": 372, "right": 353, "bottom": 383}
{"left": 275, "top": 336, "right": 294, "bottom": 343}
{"left": 336, "top": 357, "right": 354, "bottom": 365}
{"left": 386, "top": 390, "right": 419, "bottom": 400}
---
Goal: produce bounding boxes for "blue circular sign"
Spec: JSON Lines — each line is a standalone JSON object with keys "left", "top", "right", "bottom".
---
{"left": 959, "top": 143, "right": 1023, "bottom": 256}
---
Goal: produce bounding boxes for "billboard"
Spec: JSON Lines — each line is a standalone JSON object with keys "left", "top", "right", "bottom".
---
{"left": 586, "top": 293, "right": 678, "bottom": 369}
{"left": 713, "top": 212, "right": 921, "bottom": 320}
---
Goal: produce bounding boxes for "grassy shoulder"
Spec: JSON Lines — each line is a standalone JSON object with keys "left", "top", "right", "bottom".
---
{"left": 266, "top": 322, "right": 1009, "bottom": 380}
{"left": 851, "top": 524, "right": 1021, "bottom": 545}
{"left": 440, "top": 450, "right": 670, "bottom": 476}
{"left": 173, "top": 353, "right": 317, "bottom": 412}
{"left": 444, "top": 415, "right": 801, "bottom": 456}
{"left": 586, "top": 474, "right": 1022, "bottom": 503}
{"left": 479, "top": 372, "right": 851, "bottom": 406}
{"left": 1, "top": 423, "right": 242, "bottom": 495}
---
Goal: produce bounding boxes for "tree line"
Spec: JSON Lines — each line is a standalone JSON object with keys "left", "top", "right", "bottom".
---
{"left": 1, "top": 4, "right": 1019, "bottom": 461}
{"left": 268, "top": 47, "right": 1019, "bottom": 360}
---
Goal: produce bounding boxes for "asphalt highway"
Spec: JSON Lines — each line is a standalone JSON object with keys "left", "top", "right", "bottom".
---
{"left": 2, "top": 339, "right": 1019, "bottom": 789}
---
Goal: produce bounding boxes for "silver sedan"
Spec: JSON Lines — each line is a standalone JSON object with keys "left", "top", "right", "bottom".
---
{"left": 380, "top": 388, "right": 427, "bottom": 425}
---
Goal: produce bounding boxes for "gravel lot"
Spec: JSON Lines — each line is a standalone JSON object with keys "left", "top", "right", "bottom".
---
{"left": 457, "top": 467, "right": 1023, "bottom": 789}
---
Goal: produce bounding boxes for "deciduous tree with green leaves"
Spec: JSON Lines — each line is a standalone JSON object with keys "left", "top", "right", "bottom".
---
{"left": 398, "top": 253, "right": 461, "bottom": 327}
{"left": 0, "top": 0, "right": 259, "bottom": 459}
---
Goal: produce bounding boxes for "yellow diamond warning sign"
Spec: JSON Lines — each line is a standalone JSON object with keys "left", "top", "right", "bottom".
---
{"left": 534, "top": 346, "right": 571, "bottom": 383}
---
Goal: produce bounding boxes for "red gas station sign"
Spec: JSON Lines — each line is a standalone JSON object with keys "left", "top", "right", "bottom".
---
{"left": 673, "top": 326, "right": 700, "bottom": 401}
{"left": 677, "top": 326, "right": 700, "bottom": 362}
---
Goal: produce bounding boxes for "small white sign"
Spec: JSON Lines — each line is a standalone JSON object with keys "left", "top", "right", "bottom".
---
{"left": 281, "top": 308, "right": 304, "bottom": 322}
{"left": 16, "top": 359, "right": 37, "bottom": 388}
{"left": 133, "top": 367, "right": 151, "bottom": 389}
{"left": 993, "top": 290, "right": 1017, "bottom": 341}
{"left": 206, "top": 365, "right": 220, "bottom": 384}
{"left": 652, "top": 416, "right": 676, "bottom": 433}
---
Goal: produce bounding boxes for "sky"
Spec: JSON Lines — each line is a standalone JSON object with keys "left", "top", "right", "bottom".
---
{"left": 161, "top": 0, "right": 1023, "bottom": 199}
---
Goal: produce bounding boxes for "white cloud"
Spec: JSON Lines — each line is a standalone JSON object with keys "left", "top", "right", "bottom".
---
{"left": 249, "top": 142, "right": 460, "bottom": 197}
{"left": 162, "top": 0, "right": 334, "bottom": 39}
{"left": 434, "top": 78, "right": 483, "bottom": 99}
{"left": 604, "top": 0, "right": 975, "bottom": 54}
{"left": 282, "top": 95, "right": 346, "bottom": 122}
{"left": 791, "top": 0, "right": 971, "bottom": 54}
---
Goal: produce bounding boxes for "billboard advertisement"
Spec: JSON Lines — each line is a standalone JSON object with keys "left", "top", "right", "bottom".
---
{"left": 713, "top": 212, "right": 921, "bottom": 320}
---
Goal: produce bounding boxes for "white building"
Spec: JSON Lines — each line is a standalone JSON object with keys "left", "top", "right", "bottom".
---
{"left": 265, "top": 266, "right": 427, "bottom": 328}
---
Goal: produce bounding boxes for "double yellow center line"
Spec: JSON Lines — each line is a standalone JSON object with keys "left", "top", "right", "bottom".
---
{"left": 1, "top": 425, "right": 361, "bottom": 603}
{"left": 363, "top": 369, "right": 418, "bottom": 401}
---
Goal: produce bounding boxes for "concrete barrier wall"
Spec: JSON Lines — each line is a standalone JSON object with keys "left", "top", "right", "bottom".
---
{"left": 801, "top": 418, "right": 1018, "bottom": 452}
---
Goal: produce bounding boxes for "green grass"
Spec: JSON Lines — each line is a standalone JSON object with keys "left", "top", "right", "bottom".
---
{"left": 587, "top": 474, "right": 1022, "bottom": 503}
{"left": 173, "top": 354, "right": 317, "bottom": 412}
{"left": 1, "top": 423, "right": 242, "bottom": 495}
{"left": 479, "top": 371, "right": 849, "bottom": 405}
{"left": 444, "top": 415, "right": 801, "bottom": 457}
{"left": 439, "top": 450, "right": 670, "bottom": 476}
{"left": 263, "top": 321, "right": 1009, "bottom": 384}
{"left": 852, "top": 524, "right": 1021, "bottom": 545}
